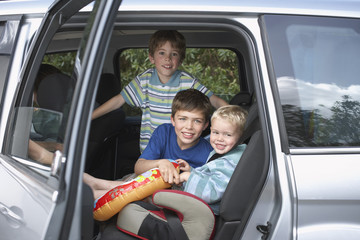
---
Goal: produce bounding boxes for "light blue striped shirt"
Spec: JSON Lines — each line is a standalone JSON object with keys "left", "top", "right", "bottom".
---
{"left": 183, "top": 144, "right": 246, "bottom": 215}
{"left": 121, "top": 68, "right": 213, "bottom": 152}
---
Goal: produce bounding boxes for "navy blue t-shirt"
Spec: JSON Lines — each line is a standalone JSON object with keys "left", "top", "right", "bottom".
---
{"left": 140, "top": 123, "right": 213, "bottom": 168}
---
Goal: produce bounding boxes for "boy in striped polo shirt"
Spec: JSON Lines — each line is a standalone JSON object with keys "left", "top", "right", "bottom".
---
{"left": 92, "top": 30, "right": 227, "bottom": 152}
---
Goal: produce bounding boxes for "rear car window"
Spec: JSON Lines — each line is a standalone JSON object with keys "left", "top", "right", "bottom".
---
{"left": 265, "top": 15, "right": 360, "bottom": 147}
{"left": 118, "top": 48, "right": 240, "bottom": 116}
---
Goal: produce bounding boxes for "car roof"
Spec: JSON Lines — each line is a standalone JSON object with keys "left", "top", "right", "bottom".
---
{"left": 118, "top": 0, "right": 360, "bottom": 18}
{"left": 1, "top": 0, "right": 360, "bottom": 19}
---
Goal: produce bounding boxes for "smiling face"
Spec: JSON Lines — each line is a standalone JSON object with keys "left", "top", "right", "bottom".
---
{"left": 149, "top": 41, "right": 182, "bottom": 84}
{"left": 171, "top": 109, "right": 209, "bottom": 150}
{"left": 210, "top": 117, "right": 241, "bottom": 155}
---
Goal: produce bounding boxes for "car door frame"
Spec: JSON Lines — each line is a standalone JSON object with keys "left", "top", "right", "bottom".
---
{"left": 41, "top": 0, "right": 123, "bottom": 238}
{"left": 0, "top": 0, "right": 123, "bottom": 239}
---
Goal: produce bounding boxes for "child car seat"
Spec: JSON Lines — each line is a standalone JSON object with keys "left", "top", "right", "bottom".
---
{"left": 116, "top": 190, "right": 216, "bottom": 240}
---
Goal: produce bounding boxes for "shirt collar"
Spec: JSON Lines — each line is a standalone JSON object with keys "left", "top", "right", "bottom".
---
{"left": 150, "top": 69, "right": 181, "bottom": 87}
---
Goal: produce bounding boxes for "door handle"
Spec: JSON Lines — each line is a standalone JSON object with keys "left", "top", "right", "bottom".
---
{"left": 0, "top": 202, "right": 24, "bottom": 228}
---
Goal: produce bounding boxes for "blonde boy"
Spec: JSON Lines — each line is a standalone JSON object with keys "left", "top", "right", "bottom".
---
{"left": 177, "top": 105, "right": 248, "bottom": 215}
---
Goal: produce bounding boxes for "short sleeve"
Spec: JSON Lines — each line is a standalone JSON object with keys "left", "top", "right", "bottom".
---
{"left": 120, "top": 77, "right": 145, "bottom": 107}
{"left": 139, "top": 125, "right": 166, "bottom": 160}
{"left": 192, "top": 79, "right": 214, "bottom": 98}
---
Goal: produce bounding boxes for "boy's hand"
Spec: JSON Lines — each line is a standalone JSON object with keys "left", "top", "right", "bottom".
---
{"left": 176, "top": 159, "right": 191, "bottom": 172}
{"left": 179, "top": 171, "right": 191, "bottom": 183}
{"left": 158, "top": 159, "right": 180, "bottom": 185}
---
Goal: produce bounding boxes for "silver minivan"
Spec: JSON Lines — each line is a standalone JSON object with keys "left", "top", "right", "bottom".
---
{"left": 1, "top": 0, "right": 360, "bottom": 239}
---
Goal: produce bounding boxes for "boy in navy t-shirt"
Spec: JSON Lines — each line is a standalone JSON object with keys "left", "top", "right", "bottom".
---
{"left": 84, "top": 89, "right": 213, "bottom": 199}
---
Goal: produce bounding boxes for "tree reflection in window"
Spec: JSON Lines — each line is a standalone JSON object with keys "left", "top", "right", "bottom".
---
{"left": 283, "top": 95, "right": 360, "bottom": 147}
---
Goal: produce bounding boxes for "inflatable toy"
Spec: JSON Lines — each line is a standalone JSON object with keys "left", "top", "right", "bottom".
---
{"left": 93, "top": 159, "right": 179, "bottom": 221}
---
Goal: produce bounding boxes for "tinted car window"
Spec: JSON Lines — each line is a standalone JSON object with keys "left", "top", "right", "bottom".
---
{"left": 265, "top": 15, "right": 360, "bottom": 147}
{"left": 4, "top": 21, "right": 80, "bottom": 174}
{"left": 0, "top": 20, "right": 20, "bottom": 103}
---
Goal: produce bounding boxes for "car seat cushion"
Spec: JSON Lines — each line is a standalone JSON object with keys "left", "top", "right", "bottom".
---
{"left": 93, "top": 160, "right": 179, "bottom": 221}
{"left": 116, "top": 190, "right": 215, "bottom": 240}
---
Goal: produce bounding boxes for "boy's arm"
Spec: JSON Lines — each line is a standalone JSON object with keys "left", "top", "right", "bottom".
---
{"left": 183, "top": 159, "right": 233, "bottom": 204}
{"left": 209, "top": 94, "right": 228, "bottom": 109}
{"left": 179, "top": 171, "right": 191, "bottom": 183}
{"left": 134, "top": 158, "right": 180, "bottom": 184}
{"left": 28, "top": 140, "right": 54, "bottom": 165}
{"left": 91, "top": 93, "right": 125, "bottom": 120}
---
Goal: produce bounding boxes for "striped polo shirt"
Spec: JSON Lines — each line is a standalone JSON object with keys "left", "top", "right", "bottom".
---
{"left": 121, "top": 68, "right": 213, "bottom": 152}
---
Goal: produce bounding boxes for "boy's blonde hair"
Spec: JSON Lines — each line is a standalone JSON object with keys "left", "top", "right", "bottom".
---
{"left": 172, "top": 89, "right": 212, "bottom": 121}
{"left": 211, "top": 105, "right": 248, "bottom": 136}
{"left": 148, "top": 30, "right": 186, "bottom": 62}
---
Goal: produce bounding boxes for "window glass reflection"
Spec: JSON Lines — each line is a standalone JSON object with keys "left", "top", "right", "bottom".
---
{"left": 266, "top": 16, "right": 360, "bottom": 147}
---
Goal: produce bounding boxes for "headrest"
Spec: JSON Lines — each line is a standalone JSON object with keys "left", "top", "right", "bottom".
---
{"left": 37, "top": 73, "right": 75, "bottom": 112}
{"left": 229, "top": 92, "right": 252, "bottom": 110}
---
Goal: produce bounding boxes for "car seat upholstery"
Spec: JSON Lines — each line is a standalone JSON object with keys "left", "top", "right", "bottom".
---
{"left": 36, "top": 72, "right": 75, "bottom": 112}
{"left": 33, "top": 72, "right": 75, "bottom": 141}
{"left": 229, "top": 92, "right": 252, "bottom": 111}
{"left": 237, "top": 103, "right": 260, "bottom": 144}
{"left": 95, "top": 73, "right": 121, "bottom": 106}
{"left": 86, "top": 73, "right": 125, "bottom": 179}
{"left": 116, "top": 190, "right": 215, "bottom": 240}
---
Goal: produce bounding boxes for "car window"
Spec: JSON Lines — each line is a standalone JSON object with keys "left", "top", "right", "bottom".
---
{"left": 6, "top": 66, "right": 75, "bottom": 174}
{"left": 265, "top": 15, "right": 360, "bottom": 147}
{"left": 118, "top": 48, "right": 240, "bottom": 116}
{"left": 3, "top": 5, "right": 94, "bottom": 175}
{"left": 0, "top": 19, "right": 20, "bottom": 103}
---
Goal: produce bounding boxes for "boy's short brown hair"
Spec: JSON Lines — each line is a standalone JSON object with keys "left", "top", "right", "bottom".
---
{"left": 148, "top": 30, "right": 186, "bottom": 62}
{"left": 171, "top": 89, "right": 212, "bottom": 121}
{"left": 211, "top": 105, "right": 248, "bottom": 136}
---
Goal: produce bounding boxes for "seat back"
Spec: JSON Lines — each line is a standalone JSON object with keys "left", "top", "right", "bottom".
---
{"left": 34, "top": 72, "right": 75, "bottom": 142}
{"left": 95, "top": 73, "right": 121, "bottom": 105}
{"left": 86, "top": 73, "right": 125, "bottom": 178}
{"left": 37, "top": 72, "right": 75, "bottom": 112}
{"left": 214, "top": 104, "right": 269, "bottom": 239}
{"left": 238, "top": 103, "right": 260, "bottom": 144}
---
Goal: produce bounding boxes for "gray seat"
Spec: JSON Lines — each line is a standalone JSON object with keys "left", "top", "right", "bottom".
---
{"left": 37, "top": 72, "right": 75, "bottom": 113}
{"left": 86, "top": 73, "right": 126, "bottom": 179}
{"left": 34, "top": 72, "right": 75, "bottom": 141}
{"left": 229, "top": 92, "right": 252, "bottom": 111}
{"left": 95, "top": 73, "right": 121, "bottom": 105}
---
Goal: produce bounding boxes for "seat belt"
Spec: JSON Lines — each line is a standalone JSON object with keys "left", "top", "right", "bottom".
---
{"left": 163, "top": 209, "right": 189, "bottom": 240}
